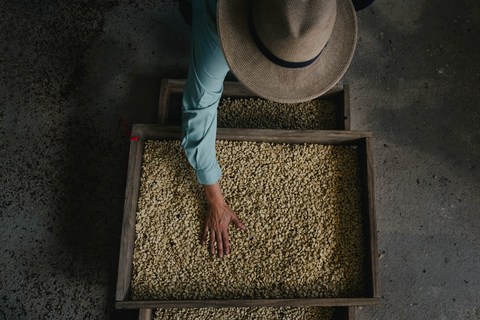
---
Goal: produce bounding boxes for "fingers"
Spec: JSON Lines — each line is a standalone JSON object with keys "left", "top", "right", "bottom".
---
{"left": 203, "top": 203, "right": 245, "bottom": 258}
{"left": 222, "top": 231, "right": 230, "bottom": 255}
{"left": 202, "top": 226, "right": 209, "bottom": 246}
{"left": 217, "top": 232, "right": 224, "bottom": 258}
{"left": 210, "top": 231, "right": 216, "bottom": 255}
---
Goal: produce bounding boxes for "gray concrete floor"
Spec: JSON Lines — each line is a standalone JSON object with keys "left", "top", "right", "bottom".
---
{"left": 0, "top": 0, "right": 479, "bottom": 319}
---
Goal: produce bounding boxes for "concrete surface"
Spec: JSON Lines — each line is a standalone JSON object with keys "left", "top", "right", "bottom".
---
{"left": 0, "top": 0, "right": 479, "bottom": 319}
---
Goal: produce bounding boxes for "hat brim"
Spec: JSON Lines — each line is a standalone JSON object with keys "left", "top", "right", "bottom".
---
{"left": 217, "top": 0, "right": 357, "bottom": 103}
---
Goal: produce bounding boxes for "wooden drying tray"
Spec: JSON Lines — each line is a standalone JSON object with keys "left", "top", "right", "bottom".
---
{"left": 158, "top": 79, "right": 351, "bottom": 130}
{"left": 116, "top": 125, "right": 380, "bottom": 309}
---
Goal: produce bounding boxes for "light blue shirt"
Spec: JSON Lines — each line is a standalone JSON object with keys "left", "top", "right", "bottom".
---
{"left": 181, "top": 0, "right": 230, "bottom": 185}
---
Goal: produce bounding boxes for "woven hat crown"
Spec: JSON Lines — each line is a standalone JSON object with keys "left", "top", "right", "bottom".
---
{"left": 252, "top": 0, "right": 337, "bottom": 63}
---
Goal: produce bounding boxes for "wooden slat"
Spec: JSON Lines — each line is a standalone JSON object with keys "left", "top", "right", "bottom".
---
{"left": 217, "top": 128, "right": 371, "bottom": 144}
{"left": 366, "top": 137, "right": 380, "bottom": 298}
{"left": 158, "top": 79, "right": 170, "bottom": 125}
{"left": 117, "top": 298, "right": 380, "bottom": 309}
{"left": 166, "top": 79, "right": 186, "bottom": 94}
{"left": 355, "top": 137, "right": 380, "bottom": 300}
{"left": 139, "top": 309, "right": 152, "bottom": 320}
{"left": 133, "top": 124, "right": 371, "bottom": 145}
{"left": 116, "top": 139, "right": 141, "bottom": 301}
{"left": 348, "top": 306, "right": 356, "bottom": 319}
{"left": 217, "top": 128, "right": 370, "bottom": 144}
{"left": 356, "top": 139, "right": 370, "bottom": 299}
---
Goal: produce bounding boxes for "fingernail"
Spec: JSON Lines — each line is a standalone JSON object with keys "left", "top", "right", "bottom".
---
{"left": 219, "top": 254, "right": 223, "bottom": 258}
{"left": 226, "top": 251, "right": 229, "bottom": 255}
{"left": 211, "top": 250, "right": 214, "bottom": 254}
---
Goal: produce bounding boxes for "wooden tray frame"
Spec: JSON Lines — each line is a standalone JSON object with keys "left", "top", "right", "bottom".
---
{"left": 157, "top": 79, "right": 351, "bottom": 130}
{"left": 116, "top": 125, "right": 380, "bottom": 312}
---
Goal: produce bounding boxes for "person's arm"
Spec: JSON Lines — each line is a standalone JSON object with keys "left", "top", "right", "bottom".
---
{"left": 181, "top": 0, "right": 245, "bottom": 258}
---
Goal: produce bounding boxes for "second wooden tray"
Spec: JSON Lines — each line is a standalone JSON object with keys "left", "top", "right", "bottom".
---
{"left": 158, "top": 79, "right": 351, "bottom": 130}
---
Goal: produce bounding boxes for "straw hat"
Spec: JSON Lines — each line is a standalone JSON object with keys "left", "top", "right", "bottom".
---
{"left": 217, "top": 0, "right": 357, "bottom": 103}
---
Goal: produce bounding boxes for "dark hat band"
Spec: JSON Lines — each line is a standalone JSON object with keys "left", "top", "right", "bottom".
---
{"left": 247, "top": 0, "right": 327, "bottom": 69}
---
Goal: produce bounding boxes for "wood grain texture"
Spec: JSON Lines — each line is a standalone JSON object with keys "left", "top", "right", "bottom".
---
{"left": 132, "top": 124, "right": 371, "bottom": 144}
{"left": 138, "top": 309, "right": 152, "bottom": 320}
{"left": 116, "top": 139, "right": 140, "bottom": 301}
{"left": 216, "top": 128, "right": 371, "bottom": 144}
{"left": 116, "top": 136, "right": 146, "bottom": 301}
{"left": 348, "top": 306, "right": 356, "bottom": 319}
{"left": 116, "top": 298, "right": 380, "bottom": 309}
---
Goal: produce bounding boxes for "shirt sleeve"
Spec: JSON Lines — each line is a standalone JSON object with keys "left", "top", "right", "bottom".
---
{"left": 181, "top": 0, "right": 230, "bottom": 185}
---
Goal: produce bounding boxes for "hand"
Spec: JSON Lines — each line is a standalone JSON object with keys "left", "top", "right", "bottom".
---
{"left": 202, "top": 182, "right": 246, "bottom": 258}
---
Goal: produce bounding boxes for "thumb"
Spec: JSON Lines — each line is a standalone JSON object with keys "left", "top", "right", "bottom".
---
{"left": 232, "top": 216, "right": 246, "bottom": 230}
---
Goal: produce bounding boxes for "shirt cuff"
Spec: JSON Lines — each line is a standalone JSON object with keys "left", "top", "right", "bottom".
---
{"left": 195, "top": 160, "right": 222, "bottom": 185}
